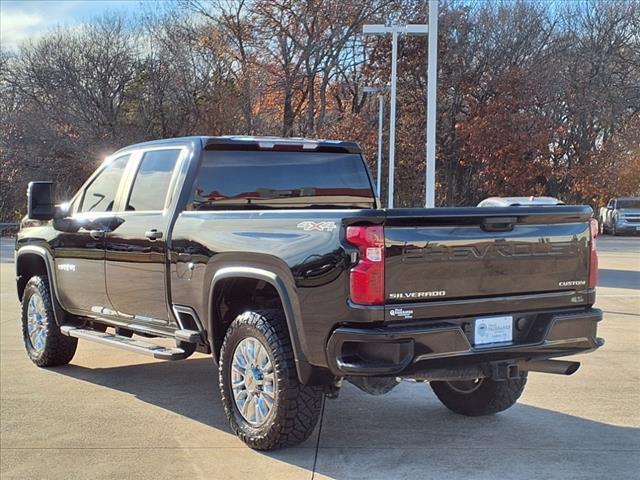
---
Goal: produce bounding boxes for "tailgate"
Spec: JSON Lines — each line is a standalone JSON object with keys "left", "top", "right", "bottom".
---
{"left": 384, "top": 206, "right": 592, "bottom": 303}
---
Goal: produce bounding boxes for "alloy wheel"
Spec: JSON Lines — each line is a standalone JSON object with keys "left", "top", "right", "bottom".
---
{"left": 26, "top": 292, "right": 48, "bottom": 353}
{"left": 231, "top": 336, "right": 277, "bottom": 427}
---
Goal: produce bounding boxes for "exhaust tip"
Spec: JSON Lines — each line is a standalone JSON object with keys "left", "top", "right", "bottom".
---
{"left": 565, "top": 362, "right": 580, "bottom": 375}
{"left": 519, "top": 359, "right": 581, "bottom": 376}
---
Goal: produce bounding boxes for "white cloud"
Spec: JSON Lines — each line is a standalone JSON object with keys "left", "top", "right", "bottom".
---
{"left": 0, "top": 10, "right": 46, "bottom": 49}
{"left": 0, "top": 1, "right": 143, "bottom": 51}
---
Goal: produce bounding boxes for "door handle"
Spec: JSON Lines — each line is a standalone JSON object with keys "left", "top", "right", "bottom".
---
{"left": 89, "top": 229, "right": 106, "bottom": 240}
{"left": 145, "top": 229, "right": 163, "bottom": 240}
{"left": 481, "top": 217, "right": 517, "bottom": 232}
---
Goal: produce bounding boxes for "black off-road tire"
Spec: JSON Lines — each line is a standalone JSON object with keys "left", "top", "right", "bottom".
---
{"left": 21, "top": 276, "right": 77, "bottom": 367}
{"left": 219, "top": 310, "right": 323, "bottom": 450}
{"left": 430, "top": 375, "right": 527, "bottom": 416}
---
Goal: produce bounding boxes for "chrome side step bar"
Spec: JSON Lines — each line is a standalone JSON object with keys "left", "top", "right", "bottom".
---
{"left": 60, "top": 326, "right": 188, "bottom": 360}
{"left": 175, "top": 329, "right": 202, "bottom": 343}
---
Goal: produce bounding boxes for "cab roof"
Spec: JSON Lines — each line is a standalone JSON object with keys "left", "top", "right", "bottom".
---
{"left": 115, "top": 135, "right": 361, "bottom": 155}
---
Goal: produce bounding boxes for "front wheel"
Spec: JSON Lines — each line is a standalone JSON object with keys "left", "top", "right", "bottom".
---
{"left": 219, "top": 310, "right": 323, "bottom": 450}
{"left": 21, "top": 276, "right": 77, "bottom": 367}
{"left": 430, "top": 375, "right": 527, "bottom": 416}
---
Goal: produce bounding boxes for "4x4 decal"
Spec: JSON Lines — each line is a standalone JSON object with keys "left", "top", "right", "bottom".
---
{"left": 296, "top": 221, "right": 337, "bottom": 232}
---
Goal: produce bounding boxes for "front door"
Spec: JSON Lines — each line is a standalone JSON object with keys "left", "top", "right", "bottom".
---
{"left": 105, "top": 147, "right": 184, "bottom": 328}
{"left": 54, "top": 154, "right": 131, "bottom": 315}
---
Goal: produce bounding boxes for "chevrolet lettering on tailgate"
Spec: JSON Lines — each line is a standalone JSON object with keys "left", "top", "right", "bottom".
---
{"left": 401, "top": 240, "right": 580, "bottom": 263}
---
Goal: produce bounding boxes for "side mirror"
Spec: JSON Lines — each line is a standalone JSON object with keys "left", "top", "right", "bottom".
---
{"left": 27, "top": 181, "right": 57, "bottom": 220}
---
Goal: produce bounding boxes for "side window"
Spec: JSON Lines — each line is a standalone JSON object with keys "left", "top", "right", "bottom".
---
{"left": 79, "top": 155, "right": 130, "bottom": 213}
{"left": 126, "top": 149, "right": 180, "bottom": 212}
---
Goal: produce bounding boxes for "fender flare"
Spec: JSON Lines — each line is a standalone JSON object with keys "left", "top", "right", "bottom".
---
{"left": 15, "top": 246, "right": 65, "bottom": 325}
{"left": 208, "top": 266, "right": 309, "bottom": 382}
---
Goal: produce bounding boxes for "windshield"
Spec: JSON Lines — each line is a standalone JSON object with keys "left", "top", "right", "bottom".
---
{"left": 618, "top": 199, "right": 640, "bottom": 209}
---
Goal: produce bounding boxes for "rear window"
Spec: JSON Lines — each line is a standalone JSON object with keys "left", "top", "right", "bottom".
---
{"left": 189, "top": 151, "right": 375, "bottom": 210}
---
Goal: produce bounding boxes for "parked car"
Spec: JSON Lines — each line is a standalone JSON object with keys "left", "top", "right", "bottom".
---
{"left": 478, "top": 196, "right": 564, "bottom": 207}
{"left": 16, "top": 136, "right": 603, "bottom": 450}
{"left": 599, "top": 197, "right": 640, "bottom": 236}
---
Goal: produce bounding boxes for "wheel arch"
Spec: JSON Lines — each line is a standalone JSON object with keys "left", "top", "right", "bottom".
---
{"left": 207, "top": 266, "right": 310, "bottom": 383}
{"left": 15, "top": 246, "right": 64, "bottom": 324}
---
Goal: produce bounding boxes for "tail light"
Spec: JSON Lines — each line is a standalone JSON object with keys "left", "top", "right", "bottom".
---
{"left": 588, "top": 218, "right": 599, "bottom": 289}
{"left": 346, "top": 225, "right": 385, "bottom": 305}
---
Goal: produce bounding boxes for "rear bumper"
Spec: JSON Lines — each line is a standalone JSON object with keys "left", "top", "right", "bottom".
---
{"left": 326, "top": 308, "right": 603, "bottom": 376}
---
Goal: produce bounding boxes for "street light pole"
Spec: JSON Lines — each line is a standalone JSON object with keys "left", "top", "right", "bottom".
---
{"left": 377, "top": 94, "right": 384, "bottom": 197}
{"left": 363, "top": 24, "right": 428, "bottom": 209}
{"left": 363, "top": 85, "right": 387, "bottom": 200}
{"left": 388, "top": 28, "right": 398, "bottom": 209}
{"left": 425, "top": 0, "right": 438, "bottom": 208}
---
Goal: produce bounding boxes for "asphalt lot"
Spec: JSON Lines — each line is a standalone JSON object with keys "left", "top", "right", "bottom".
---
{"left": 1, "top": 235, "right": 638, "bottom": 480}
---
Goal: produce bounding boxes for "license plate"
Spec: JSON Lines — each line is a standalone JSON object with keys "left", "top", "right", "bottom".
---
{"left": 474, "top": 316, "right": 513, "bottom": 346}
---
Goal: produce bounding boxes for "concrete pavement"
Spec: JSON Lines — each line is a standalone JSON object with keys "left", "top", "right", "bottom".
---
{"left": 1, "top": 236, "right": 639, "bottom": 479}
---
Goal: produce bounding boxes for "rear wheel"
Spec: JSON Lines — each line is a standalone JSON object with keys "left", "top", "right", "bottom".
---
{"left": 430, "top": 375, "right": 527, "bottom": 416}
{"left": 21, "top": 276, "right": 77, "bottom": 367}
{"left": 219, "top": 310, "right": 323, "bottom": 450}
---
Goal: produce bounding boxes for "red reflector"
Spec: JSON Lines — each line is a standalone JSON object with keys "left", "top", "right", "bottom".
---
{"left": 346, "top": 225, "right": 385, "bottom": 305}
{"left": 588, "top": 219, "right": 599, "bottom": 288}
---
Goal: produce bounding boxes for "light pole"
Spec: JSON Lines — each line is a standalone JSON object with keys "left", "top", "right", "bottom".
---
{"left": 425, "top": 0, "right": 439, "bottom": 208}
{"left": 363, "top": 24, "right": 428, "bottom": 208}
{"left": 363, "top": 86, "right": 387, "bottom": 199}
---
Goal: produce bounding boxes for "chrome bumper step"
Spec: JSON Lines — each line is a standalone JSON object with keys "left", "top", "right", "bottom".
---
{"left": 60, "top": 326, "right": 188, "bottom": 360}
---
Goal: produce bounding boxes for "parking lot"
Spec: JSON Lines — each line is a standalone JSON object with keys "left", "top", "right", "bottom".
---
{"left": 1, "top": 235, "right": 638, "bottom": 480}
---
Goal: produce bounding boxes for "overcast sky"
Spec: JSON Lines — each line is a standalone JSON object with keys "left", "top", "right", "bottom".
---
{"left": 0, "top": 0, "right": 149, "bottom": 50}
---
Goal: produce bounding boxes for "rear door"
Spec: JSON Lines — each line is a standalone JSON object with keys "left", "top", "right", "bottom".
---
{"left": 54, "top": 154, "right": 131, "bottom": 315}
{"left": 384, "top": 207, "right": 592, "bottom": 303}
{"left": 105, "top": 147, "right": 186, "bottom": 328}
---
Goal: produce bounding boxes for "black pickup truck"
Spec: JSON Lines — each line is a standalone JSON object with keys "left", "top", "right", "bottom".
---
{"left": 16, "top": 136, "right": 603, "bottom": 450}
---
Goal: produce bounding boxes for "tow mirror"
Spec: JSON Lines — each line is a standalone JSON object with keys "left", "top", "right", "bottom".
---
{"left": 27, "top": 181, "right": 57, "bottom": 220}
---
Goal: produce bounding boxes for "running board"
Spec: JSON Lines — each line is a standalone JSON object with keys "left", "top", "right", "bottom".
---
{"left": 175, "top": 329, "right": 202, "bottom": 343}
{"left": 60, "top": 326, "right": 188, "bottom": 360}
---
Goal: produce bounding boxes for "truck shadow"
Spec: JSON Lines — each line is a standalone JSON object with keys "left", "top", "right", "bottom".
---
{"left": 58, "top": 357, "right": 230, "bottom": 432}
{"left": 53, "top": 357, "right": 640, "bottom": 479}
